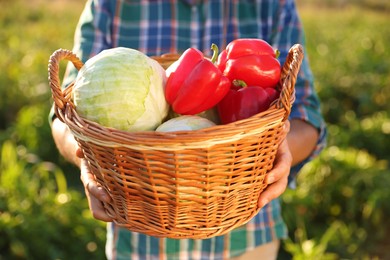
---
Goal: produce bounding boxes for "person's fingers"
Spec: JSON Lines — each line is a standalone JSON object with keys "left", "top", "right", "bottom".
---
{"left": 87, "top": 192, "right": 113, "bottom": 222}
{"left": 258, "top": 174, "right": 288, "bottom": 208}
{"left": 80, "top": 160, "right": 110, "bottom": 201}
{"left": 258, "top": 137, "right": 292, "bottom": 208}
{"left": 79, "top": 159, "right": 113, "bottom": 222}
{"left": 83, "top": 180, "right": 112, "bottom": 204}
{"left": 265, "top": 138, "right": 292, "bottom": 185}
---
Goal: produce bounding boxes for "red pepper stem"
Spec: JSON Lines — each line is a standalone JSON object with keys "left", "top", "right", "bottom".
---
{"left": 232, "top": 79, "right": 248, "bottom": 88}
{"left": 275, "top": 49, "right": 280, "bottom": 59}
{"left": 210, "top": 43, "right": 219, "bottom": 63}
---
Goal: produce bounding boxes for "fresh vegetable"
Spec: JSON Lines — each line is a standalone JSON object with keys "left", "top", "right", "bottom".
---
{"left": 217, "top": 38, "right": 281, "bottom": 89}
{"left": 165, "top": 44, "right": 231, "bottom": 115}
{"left": 156, "top": 115, "right": 215, "bottom": 132}
{"left": 217, "top": 81, "right": 279, "bottom": 124}
{"left": 72, "top": 47, "right": 169, "bottom": 132}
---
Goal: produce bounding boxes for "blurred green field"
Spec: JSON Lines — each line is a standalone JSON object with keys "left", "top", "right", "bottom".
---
{"left": 1, "top": 0, "right": 389, "bottom": 259}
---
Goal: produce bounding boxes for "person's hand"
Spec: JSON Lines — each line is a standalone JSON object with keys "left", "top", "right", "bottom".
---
{"left": 257, "top": 121, "right": 292, "bottom": 208}
{"left": 77, "top": 148, "right": 113, "bottom": 222}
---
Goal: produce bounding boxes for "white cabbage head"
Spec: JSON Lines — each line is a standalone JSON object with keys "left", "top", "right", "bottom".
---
{"left": 156, "top": 115, "right": 216, "bottom": 132}
{"left": 72, "top": 47, "right": 169, "bottom": 132}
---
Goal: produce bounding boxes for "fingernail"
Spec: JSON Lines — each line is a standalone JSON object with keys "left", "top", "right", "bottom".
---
{"left": 267, "top": 174, "right": 274, "bottom": 184}
{"left": 259, "top": 199, "right": 268, "bottom": 208}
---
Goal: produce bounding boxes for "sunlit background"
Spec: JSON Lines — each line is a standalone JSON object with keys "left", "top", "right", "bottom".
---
{"left": 0, "top": 0, "right": 389, "bottom": 259}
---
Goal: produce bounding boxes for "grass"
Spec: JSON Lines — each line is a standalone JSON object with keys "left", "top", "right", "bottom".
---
{"left": 0, "top": 0, "right": 84, "bottom": 127}
{"left": 1, "top": 0, "right": 389, "bottom": 259}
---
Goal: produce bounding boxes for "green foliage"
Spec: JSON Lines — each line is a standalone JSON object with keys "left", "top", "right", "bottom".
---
{"left": 0, "top": 0, "right": 81, "bottom": 130}
{"left": 326, "top": 111, "right": 390, "bottom": 160}
{"left": 0, "top": 0, "right": 389, "bottom": 259}
{"left": 282, "top": 147, "right": 390, "bottom": 258}
{"left": 279, "top": 5, "right": 390, "bottom": 259}
{"left": 0, "top": 1, "right": 105, "bottom": 258}
{"left": 0, "top": 141, "right": 106, "bottom": 259}
{"left": 283, "top": 220, "right": 340, "bottom": 260}
{"left": 301, "top": 6, "right": 390, "bottom": 125}
{"left": 299, "top": 0, "right": 390, "bottom": 10}
{"left": 0, "top": 0, "right": 84, "bottom": 185}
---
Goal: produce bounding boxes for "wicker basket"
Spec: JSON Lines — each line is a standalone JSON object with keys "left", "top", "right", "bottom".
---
{"left": 48, "top": 44, "right": 304, "bottom": 239}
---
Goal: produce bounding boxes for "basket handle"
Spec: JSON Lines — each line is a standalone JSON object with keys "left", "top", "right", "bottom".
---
{"left": 48, "top": 49, "right": 84, "bottom": 119}
{"left": 276, "top": 44, "right": 304, "bottom": 121}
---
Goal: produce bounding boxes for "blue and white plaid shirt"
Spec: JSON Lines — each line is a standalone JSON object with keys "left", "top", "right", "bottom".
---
{"left": 62, "top": 0, "right": 327, "bottom": 259}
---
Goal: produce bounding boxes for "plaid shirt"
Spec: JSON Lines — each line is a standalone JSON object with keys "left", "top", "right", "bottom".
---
{"left": 62, "top": 0, "right": 327, "bottom": 259}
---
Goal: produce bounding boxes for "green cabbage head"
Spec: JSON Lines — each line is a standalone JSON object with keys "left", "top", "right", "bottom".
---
{"left": 72, "top": 47, "right": 169, "bottom": 132}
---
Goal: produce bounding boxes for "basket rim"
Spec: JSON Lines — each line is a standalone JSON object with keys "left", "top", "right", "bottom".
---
{"left": 48, "top": 44, "right": 304, "bottom": 148}
{"left": 59, "top": 102, "right": 286, "bottom": 150}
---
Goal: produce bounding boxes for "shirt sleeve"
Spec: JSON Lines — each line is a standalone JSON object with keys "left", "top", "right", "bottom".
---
{"left": 48, "top": 0, "right": 114, "bottom": 124}
{"left": 271, "top": 0, "right": 327, "bottom": 185}
{"left": 63, "top": 0, "right": 115, "bottom": 87}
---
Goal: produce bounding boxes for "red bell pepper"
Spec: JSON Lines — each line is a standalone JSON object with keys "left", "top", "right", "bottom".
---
{"left": 217, "top": 81, "right": 279, "bottom": 124}
{"left": 217, "top": 38, "right": 281, "bottom": 89}
{"left": 165, "top": 44, "right": 231, "bottom": 115}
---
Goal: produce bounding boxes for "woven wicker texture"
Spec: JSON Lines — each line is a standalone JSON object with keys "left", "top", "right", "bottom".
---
{"left": 48, "top": 44, "right": 304, "bottom": 239}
